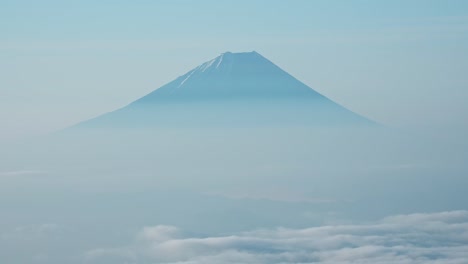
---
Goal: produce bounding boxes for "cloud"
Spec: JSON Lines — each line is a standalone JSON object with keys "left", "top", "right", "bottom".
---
{"left": 85, "top": 210, "right": 468, "bottom": 264}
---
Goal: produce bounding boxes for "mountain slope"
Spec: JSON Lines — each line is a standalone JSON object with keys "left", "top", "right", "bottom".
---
{"left": 132, "top": 51, "right": 323, "bottom": 102}
{"left": 75, "top": 51, "right": 375, "bottom": 128}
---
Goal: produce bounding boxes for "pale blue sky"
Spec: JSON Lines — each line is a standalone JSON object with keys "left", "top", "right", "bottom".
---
{"left": 1, "top": 0, "right": 468, "bottom": 140}
{"left": 1, "top": 3, "right": 468, "bottom": 262}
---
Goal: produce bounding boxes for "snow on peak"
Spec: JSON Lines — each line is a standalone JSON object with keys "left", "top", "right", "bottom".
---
{"left": 194, "top": 51, "right": 263, "bottom": 73}
{"left": 216, "top": 54, "right": 224, "bottom": 68}
{"left": 199, "top": 58, "right": 217, "bottom": 72}
{"left": 175, "top": 51, "right": 272, "bottom": 89}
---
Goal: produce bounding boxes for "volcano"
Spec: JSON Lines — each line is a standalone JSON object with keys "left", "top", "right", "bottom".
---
{"left": 77, "top": 51, "right": 374, "bottom": 128}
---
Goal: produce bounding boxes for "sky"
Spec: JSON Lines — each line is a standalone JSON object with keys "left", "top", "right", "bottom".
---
{"left": 1, "top": 0, "right": 468, "bottom": 141}
{"left": 1, "top": 2, "right": 468, "bottom": 263}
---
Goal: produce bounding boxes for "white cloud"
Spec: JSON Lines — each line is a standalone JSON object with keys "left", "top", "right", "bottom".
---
{"left": 84, "top": 210, "right": 468, "bottom": 264}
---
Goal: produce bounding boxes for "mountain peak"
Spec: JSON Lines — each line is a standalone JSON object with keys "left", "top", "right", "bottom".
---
{"left": 196, "top": 51, "right": 265, "bottom": 73}
{"left": 132, "top": 51, "right": 323, "bottom": 103}
{"left": 75, "top": 51, "right": 375, "bottom": 128}
{"left": 221, "top": 50, "right": 258, "bottom": 55}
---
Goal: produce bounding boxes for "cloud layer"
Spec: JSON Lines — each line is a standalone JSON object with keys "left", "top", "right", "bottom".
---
{"left": 85, "top": 210, "right": 468, "bottom": 264}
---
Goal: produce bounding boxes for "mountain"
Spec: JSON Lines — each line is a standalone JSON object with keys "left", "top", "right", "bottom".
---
{"left": 76, "top": 51, "right": 374, "bottom": 128}
{"left": 132, "top": 51, "right": 322, "bottom": 102}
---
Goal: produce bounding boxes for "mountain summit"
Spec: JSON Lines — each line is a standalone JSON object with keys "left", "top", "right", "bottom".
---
{"left": 77, "top": 51, "right": 374, "bottom": 128}
{"left": 131, "top": 51, "right": 323, "bottom": 103}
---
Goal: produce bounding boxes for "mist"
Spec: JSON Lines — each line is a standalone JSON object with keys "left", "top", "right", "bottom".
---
{"left": 1, "top": 116, "right": 467, "bottom": 263}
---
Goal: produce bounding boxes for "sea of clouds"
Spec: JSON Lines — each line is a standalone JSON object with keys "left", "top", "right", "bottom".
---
{"left": 85, "top": 210, "right": 468, "bottom": 264}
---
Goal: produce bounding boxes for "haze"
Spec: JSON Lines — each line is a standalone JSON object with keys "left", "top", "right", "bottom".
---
{"left": 1, "top": 1, "right": 468, "bottom": 263}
